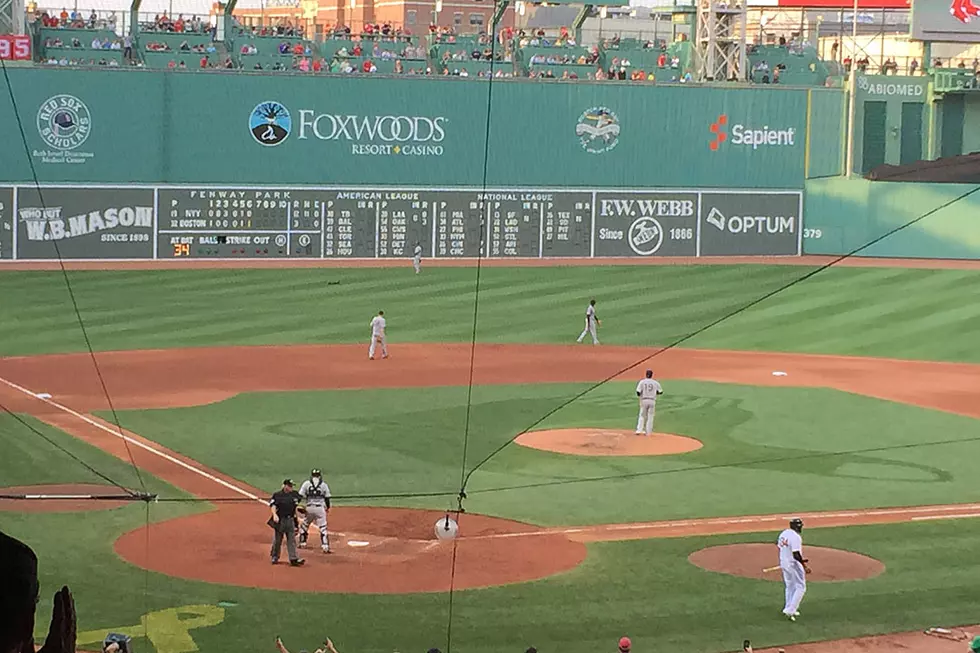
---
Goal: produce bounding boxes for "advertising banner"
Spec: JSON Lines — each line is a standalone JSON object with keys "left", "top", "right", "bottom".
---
{"left": 0, "top": 187, "right": 12, "bottom": 260}
{"left": 3, "top": 185, "right": 803, "bottom": 260}
{"left": 592, "top": 192, "right": 698, "bottom": 257}
{"left": 911, "top": 0, "right": 980, "bottom": 42}
{"left": 699, "top": 192, "right": 802, "bottom": 256}
{"left": 1, "top": 69, "right": 812, "bottom": 190}
{"left": 15, "top": 187, "right": 155, "bottom": 260}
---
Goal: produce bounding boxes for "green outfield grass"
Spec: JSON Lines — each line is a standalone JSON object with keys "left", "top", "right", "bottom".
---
{"left": 4, "top": 508, "right": 978, "bottom": 653}
{"left": 0, "top": 412, "right": 180, "bottom": 496}
{"left": 3, "top": 262, "right": 980, "bottom": 653}
{"left": 103, "top": 381, "right": 980, "bottom": 524}
{"left": 1, "top": 266, "right": 979, "bottom": 361}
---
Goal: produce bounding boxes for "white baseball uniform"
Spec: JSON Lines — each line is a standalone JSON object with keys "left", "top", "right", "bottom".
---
{"left": 778, "top": 528, "right": 806, "bottom": 616}
{"left": 635, "top": 377, "right": 663, "bottom": 435}
{"left": 299, "top": 477, "right": 331, "bottom": 552}
{"left": 412, "top": 244, "right": 423, "bottom": 274}
{"left": 369, "top": 315, "right": 388, "bottom": 359}
{"left": 577, "top": 304, "right": 599, "bottom": 344}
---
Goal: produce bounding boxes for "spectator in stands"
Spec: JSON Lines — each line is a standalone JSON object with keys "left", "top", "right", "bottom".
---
{"left": 200, "top": 54, "right": 208, "bottom": 68}
{"left": 276, "top": 636, "right": 342, "bottom": 653}
{"left": 312, "top": 58, "right": 322, "bottom": 72}
{"left": 123, "top": 34, "right": 132, "bottom": 59}
{"left": 0, "top": 531, "right": 76, "bottom": 653}
{"left": 90, "top": 36, "right": 101, "bottom": 49}
{"left": 970, "top": 70, "right": 980, "bottom": 89}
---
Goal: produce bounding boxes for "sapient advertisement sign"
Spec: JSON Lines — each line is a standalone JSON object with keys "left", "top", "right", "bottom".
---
{"left": 699, "top": 192, "right": 801, "bottom": 256}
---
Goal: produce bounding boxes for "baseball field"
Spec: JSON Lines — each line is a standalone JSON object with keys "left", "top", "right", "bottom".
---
{"left": 2, "top": 258, "right": 980, "bottom": 653}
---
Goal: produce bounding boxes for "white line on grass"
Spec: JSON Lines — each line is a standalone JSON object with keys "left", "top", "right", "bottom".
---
{"left": 0, "top": 375, "right": 264, "bottom": 504}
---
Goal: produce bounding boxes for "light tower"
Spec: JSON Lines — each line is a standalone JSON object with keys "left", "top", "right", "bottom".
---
{"left": 695, "top": 0, "right": 747, "bottom": 81}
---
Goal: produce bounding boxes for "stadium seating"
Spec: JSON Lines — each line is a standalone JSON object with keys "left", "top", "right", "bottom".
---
{"left": 38, "top": 27, "right": 128, "bottom": 65}
{"left": 598, "top": 38, "right": 693, "bottom": 81}
{"left": 747, "top": 43, "right": 830, "bottom": 86}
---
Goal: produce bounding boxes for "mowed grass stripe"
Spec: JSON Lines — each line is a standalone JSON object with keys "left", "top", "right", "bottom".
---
{"left": 694, "top": 269, "right": 980, "bottom": 358}
{"left": 1, "top": 266, "right": 978, "bottom": 360}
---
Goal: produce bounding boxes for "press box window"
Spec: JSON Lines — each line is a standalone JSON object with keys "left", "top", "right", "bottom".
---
{"left": 453, "top": 11, "right": 463, "bottom": 25}
{"left": 469, "top": 13, "right": 484, "bottom": 25}
{"left": 406, "top": 9, "right": 416, "bottom": 24}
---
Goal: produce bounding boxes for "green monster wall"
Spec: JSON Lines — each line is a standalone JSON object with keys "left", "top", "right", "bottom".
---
{"left": 803, "top": 177, "right": 980, "bottom": 259}
{"left": 0, "top": 68, "right": 841, "bottom": 190}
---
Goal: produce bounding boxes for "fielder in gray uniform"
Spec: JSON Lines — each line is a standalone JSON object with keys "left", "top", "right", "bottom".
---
{"left": 298, "top": 468, "right": 332, "bottom": 553}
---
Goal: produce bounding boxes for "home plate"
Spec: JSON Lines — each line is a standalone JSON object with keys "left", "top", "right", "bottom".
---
{"left": 347, "top": 540, "right": 370, "bottom": 547}
{"left": 35, "top": 393, "right": 52, "bottom": 399}
{"left": 772, "top": 371, "right": 788, "bottom": 377}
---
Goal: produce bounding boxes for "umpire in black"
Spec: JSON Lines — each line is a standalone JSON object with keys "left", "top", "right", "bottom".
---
{"left": 269, "top": 479, "right": 305, "bottom": 566}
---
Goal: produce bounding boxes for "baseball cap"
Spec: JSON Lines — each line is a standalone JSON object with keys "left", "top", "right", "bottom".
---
{"left": 970, "top": 635, "right": 980, "bottom": 653}
{"left": 282, "top": 478, "right": 293, "bottom": 486}
{"left": 619, "top": 636, "right": 632, "bottom": 652}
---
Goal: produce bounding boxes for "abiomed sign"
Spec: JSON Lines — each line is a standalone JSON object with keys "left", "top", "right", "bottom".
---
{"left": 856, "top": 75, "right": 928, "bottom": 100}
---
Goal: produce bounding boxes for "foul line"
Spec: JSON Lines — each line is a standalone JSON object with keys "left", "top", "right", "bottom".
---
{"left": 464, "top": 503, "right": 980, "bottom": 541}
{"left": 0, "top": 375, "right": 264, "bottom": 505}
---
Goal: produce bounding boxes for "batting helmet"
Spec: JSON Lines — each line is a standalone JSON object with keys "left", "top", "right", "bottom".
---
{"left": 789, "top": 517, "right": 804, "bottom": 532}
{"left": 311, "top": 468, "right": 321, "bottom": 476}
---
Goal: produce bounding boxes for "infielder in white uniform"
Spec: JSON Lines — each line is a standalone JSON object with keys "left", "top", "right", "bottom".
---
{"left": 369, "top": 310, "right": 388, "bottom": 360}
{"left": 412, "top": 241, "right": 423, "bottom": 274}
{"left": 635, "top": 369, "right": 663, "bottom": 435}
{"left": 777, "top": 518, "right": 810, "bottom": 621}
{"left": 298, "top": 468, "right": 332, "bottom": 553}
{"left": 576, "top": 299, "right": 600, "bottom": 345}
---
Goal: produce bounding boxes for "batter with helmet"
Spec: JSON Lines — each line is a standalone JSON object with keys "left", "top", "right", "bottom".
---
{"left": 298, "top": 469, "right": 332, "bottom": 553}
{"left": 777, "top": 517, "right": 811, "bottom": 621}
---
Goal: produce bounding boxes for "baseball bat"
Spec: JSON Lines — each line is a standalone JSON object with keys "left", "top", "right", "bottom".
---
{"left": 762, "top": 565, "right": 780, "bottom": 573}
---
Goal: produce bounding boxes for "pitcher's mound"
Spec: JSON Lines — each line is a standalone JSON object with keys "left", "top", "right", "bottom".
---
{"left": 515, "top": 428, "right": 703, "bottom": 457}
{"left": 0, "top": 484, "right": 133, "bottom": 512}
{"left": 689, "top": 543, "right": 885, "bottom": 582}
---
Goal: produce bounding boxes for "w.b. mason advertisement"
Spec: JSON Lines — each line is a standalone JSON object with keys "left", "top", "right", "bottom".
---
{"left": 0, "top": 187, "right": 13, "bottom": 259}
{"left": 15, "top": 188, "right": 154, "bottom": 259}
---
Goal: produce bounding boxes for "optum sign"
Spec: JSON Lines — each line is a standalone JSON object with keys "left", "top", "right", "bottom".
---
{"left": 699, "top": 193, "right": 802, "bottom": 256}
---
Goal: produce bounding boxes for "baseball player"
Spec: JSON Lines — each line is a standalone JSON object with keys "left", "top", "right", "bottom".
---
{"left": 369, "top": 310, "right": 388, "bottom": 360}
{"left": 412, "top": 241, "right": 423, "bottom": 274}
{"left": 576, "top": 299, "right": 600, "bottom": 345}
{"left": 635, "top": 369, "right": 663, "bottom": 435}
{"left": 298, "top": 468, "right": 332, "bottom": 553}
{"left": 777, "top": 517, "right": 811, "bottom": 621}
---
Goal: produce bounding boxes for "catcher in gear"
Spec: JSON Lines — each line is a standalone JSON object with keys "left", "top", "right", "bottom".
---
{"left": 299, "top": 469, "right": 332, "bottom": 553}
